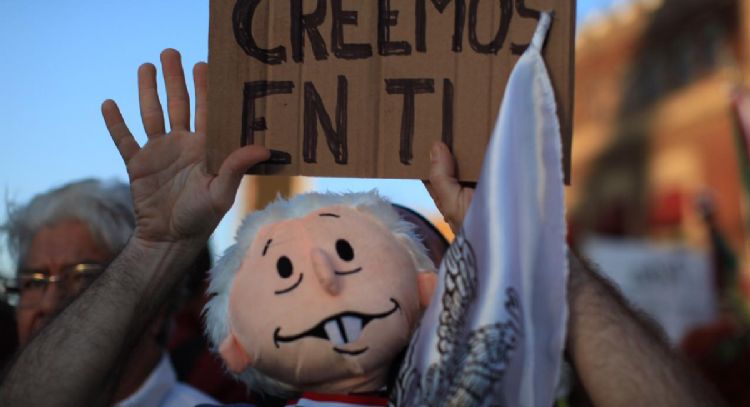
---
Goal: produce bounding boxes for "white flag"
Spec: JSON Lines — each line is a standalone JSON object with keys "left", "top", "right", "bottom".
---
{"left": 391, "top": 12, "right": 568, "bottom": 407}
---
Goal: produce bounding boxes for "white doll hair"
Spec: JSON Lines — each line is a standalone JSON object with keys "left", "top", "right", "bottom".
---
{"left": 204, "top": 191, "right": 434, "bottom": 397}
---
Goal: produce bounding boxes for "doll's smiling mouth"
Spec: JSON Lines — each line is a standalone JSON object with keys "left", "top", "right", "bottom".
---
{"left": 273, "top": 299, "right": 400, "bottom": 348}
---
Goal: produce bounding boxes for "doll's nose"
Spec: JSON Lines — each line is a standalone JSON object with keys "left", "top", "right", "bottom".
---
{"left": 311, "top": 248, "right": 341, "bottom": 296}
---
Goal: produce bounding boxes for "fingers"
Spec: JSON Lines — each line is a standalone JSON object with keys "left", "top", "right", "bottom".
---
{"left": 211, "top": 146, "right": 271, "bottom": 212}
{"left": 102, "top": 100, "right": 141, "bottom": 164}
{"left": 428, "top": 141, "right": 464, "bottom": 230}
{"left": 160, "top": 49, "right": 191, "bottom": 132}
{"left": 138, "top": 63, "right": 166, "bottom": 138}
{"left": 193, "top": 62, "right": 208, "bottom": 135}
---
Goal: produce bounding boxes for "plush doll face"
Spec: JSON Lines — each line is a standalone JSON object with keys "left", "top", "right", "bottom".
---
{"left": 219, "top": 205, "right": 436, "bottom": 393}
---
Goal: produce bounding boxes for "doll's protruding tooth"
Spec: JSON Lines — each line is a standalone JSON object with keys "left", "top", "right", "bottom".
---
{"left": 324, "top": 320, "right": 345, "bottom": 345}
{"left": 342, "top": 316, "right": 363, "bottom": 342}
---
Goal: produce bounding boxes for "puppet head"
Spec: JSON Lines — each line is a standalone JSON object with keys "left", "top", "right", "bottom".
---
{"left": 204, "top": 192, "right": 437, "bottom": 396}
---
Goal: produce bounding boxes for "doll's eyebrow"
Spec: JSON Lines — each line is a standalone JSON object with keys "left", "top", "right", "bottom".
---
{"left": 262, "top": 239, "right": 273, "bottom": 256}
{"left": 319, "top": 213, "right": 340, "bottom": 218}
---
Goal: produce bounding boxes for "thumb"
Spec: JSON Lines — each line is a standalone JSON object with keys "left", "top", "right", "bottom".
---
{"left": 211, "top": 145, "right": 271, "bottom": 212}
{"left": 428, "top": 141, "right": 463, "bottom": 226}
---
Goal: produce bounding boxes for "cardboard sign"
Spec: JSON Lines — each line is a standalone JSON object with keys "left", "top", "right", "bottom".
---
{"left": 207, "top": 0, "right": 574, "bottom": 182}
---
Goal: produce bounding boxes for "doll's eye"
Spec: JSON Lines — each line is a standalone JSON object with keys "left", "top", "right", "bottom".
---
{"left": 335, "top": 239, "right": 354, "bottom": 262}
{"left": 277, "top": 256, "right": 293, "bottom": 278}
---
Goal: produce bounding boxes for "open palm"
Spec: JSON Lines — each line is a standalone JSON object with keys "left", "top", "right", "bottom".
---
{"left": 102, "top": 49, "right": 269, "bottom": 243}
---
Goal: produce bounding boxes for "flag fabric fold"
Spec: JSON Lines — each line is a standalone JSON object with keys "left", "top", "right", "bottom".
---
{"left": 390, "top": 12, "right": 568, "bottom": 407}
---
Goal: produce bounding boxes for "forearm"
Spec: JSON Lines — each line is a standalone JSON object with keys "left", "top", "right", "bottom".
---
{"left": 0, "top": 236, "right": 205, "bottom": 406}
{"left": 567, "top": 252, "right": 725, "bottom": 407}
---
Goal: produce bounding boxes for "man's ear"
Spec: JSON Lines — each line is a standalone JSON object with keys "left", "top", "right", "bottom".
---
{"left": 219, "top": 329, "right": 253, "bottom": 373}
{"left": 417, "top": 271, "right": 438, "bottom": 308}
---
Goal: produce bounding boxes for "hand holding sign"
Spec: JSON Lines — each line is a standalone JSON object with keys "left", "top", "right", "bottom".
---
{"left": 102, "top": 49, "right": 270, "bottom": 244}
{"left": 425, "top": 141, "right": 474, "bottom": 232}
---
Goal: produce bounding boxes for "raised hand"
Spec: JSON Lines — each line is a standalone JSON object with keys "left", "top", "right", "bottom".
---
{"left": 102, "top": 49, "right": 269, "bottom": 243}
{"left": 425, "top": 141, "right": 474, "bottom": 233}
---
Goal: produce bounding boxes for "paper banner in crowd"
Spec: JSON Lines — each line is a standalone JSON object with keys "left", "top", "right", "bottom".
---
{"left": 582, "top": 237, "right": 717, "bottom": 343}
{"left": 390, "top": 13, "right": 568, "bottom": 407}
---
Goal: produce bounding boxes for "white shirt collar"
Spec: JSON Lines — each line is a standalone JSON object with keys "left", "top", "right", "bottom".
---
{"left": 115, "top": 354, "right": 177, "bottom": 407}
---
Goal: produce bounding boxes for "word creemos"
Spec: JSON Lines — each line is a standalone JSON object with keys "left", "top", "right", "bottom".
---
{"left": 235, "top": 0, "right": 541, "bottom": 166}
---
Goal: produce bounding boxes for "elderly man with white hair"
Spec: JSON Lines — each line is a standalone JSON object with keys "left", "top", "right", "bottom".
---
{"left": 4, "top": 178, "right": 216, "bottom": 406}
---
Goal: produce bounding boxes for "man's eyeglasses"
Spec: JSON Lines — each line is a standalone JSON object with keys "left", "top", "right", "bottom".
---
{"left": 3, "top": 263, "right": 106, "bottom": 308}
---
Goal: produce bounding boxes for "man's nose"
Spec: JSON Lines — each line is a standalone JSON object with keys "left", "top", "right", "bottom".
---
{"left": 311, "top": 248, "right": 341, "bottom": 296}
{"left": 38, "top": 283, "right": 65, "bottom": 314}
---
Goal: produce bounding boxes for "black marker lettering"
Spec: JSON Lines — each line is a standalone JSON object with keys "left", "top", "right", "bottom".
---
{"left": 233, "top": 0, "right": 286, "bottom": 64}
{"left": 511, "top": 0, "right": 541, "bottom": 55}
{"left": 303, "top": 75, "right": 349, "bottom": 164}
{"left": 515, "top": 0, "right": 540, "bottom": 19}
{"left": 468, "top": 0, "right": 512, "bottom": 54}
{"left": 378, "top": 0, "right": 411, "bottom": 56}
{"left": 291, "top": 0, "right": 329, "bottom": 62}
{"left": 415, "top": 0, "right": 465, "bottom": 52}
{"left": 331, "top": 0, "right": 373, "bottom": 59}
{"left": 241, "top": 81, "right": 295, "bottom": 146}
{"left": 385, "top": 78, "right": 435, "bottom": 165}
{"left": 442, "top": 78, "right": 454, "bottom": 150}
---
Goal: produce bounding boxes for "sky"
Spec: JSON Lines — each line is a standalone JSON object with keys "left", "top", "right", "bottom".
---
{"left": 0, "top": 0, "right": 626, "bottom": 276}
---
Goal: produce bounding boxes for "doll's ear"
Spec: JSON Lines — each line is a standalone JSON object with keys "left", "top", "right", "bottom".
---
{"left": 417, "top": 271, "right": 438, "bottom": 308}
{"left": 219, "top": 330, "right": 253, "bottom": 373}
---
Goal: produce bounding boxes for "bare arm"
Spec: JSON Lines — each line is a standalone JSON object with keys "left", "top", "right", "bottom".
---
{"left": 0, "top": 49, "right": 269, "bottom": 406}
{"left": 0, "top": 238, "right": 203, "bottom": 405}
{"left": 425, "top": 141, "right": 725, "bottom": 407}
{"left": 567, "top": 252, "right": 725, "bottom": 406}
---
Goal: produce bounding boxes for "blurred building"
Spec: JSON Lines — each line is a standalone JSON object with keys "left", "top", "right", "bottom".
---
{"left": 570, "top": 0, "right": 743, "bottom": 252}
{"left": 571, "top": 3, "right": 750, "bottom": 404}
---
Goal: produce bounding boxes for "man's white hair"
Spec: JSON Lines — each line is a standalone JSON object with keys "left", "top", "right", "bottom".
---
{"left": 3, "top": 179, "right": 134, "bottom": 272}
{"left": 204, "top": 191, "right": 434, "bottom": 397}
